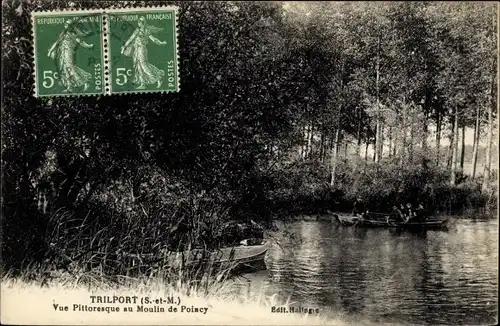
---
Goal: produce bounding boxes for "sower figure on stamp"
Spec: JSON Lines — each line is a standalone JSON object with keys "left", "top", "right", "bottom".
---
{"left": 48, "top": 20, "right": 94, "bottom": 92}
{"left": 121, "top": 16, "right": 167, "bottom": 90}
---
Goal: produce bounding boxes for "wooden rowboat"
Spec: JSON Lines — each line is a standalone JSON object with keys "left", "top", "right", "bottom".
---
{"left": 59, "top": 239, "right": 269, "bottom": 276}
{"left": 212, "top": 238, "right": 269, "bottom": 270}
{"left": 150, "top": 238, "right": 270, "bottom": 272}
{"left": 333, "top": 214, "right": 448, "bottom": 231}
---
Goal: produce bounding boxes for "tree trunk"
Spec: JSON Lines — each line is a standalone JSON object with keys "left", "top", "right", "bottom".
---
{"left": 450, "top": 109, "right": 459, "bottom": 185}
{"left": 374, "top": 35, "right": 381, "bottom": 163}
{"left": 436, "top": 112, "right": 442, "bottom": 166}
{"left": 357, "top": 113, "right": 362, "bottom": 156}
{"left": 375, "top": 121, "right": 380, "bottom": 163}
{"left": 401, "top": 100, "right": 407, "bottom": 163}
{"left": 422, "top": 113, "right": 428, "bottom": 152}
{"left": 388, "top": 126, "right": 393, "bottom": 158}
{"left": 306, "top": 124, "right": 310, "bottom": 159}
{"left": 304, "top": 124, "right": 311, "bottom": 159}
{"left": 300, "top": 124, "right": 306, "bottom": 160}
{"left": 482, "top": 74, "right": 495, "bottom": 192}
{"left": 319, "top": 131, "right": 325, "bottom": 163}
{"left": 472, "top": 106, "right": 480, "bottom": 178}
{"left": 482, "top": 108, "right": 493, "bottom": 191}
{"left": 323, "top": 128, "right": 328, "bottom": 162}
{"left": 303, "top": 124, "right": 308, "bottom": 159}
{"left": 460, "top": 125, "right": 466, "bottom": 170}
{"left": 308, "top": 122, "right": 314, "bottom": 159}
{"left": 482, "top": 9, "right": 496, "bottom": 193}
{"left": 409, "top": 118, "right": 414, "bottom": 163}
{"left": 380, "top": 124, "right": 384, "bottom": 159}
{"left": 365, "top": 142, "right": 369, "bottom": 161}
{"left": 319, "top": 132, "right": 323, "bottom": 162}
{"left": 393, "top": 126, "right": 398, "bottom": 157}
{"left": 446, "top": 119, "right": 454, "bottom": 169}
{"left": 330, "top": 128, "right": 341, "bottom": 186}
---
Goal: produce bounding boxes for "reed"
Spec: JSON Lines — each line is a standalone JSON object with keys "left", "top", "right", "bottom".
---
{"left": 4, "top": 183, "right": 249, "bottom": 289}
{"left": 1, "top": 275, "right": 339, "bottom": 325}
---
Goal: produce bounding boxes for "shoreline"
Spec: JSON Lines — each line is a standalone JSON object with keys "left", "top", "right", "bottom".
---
{"left": 280, "top": 208, "right": 497, "bottom": 222}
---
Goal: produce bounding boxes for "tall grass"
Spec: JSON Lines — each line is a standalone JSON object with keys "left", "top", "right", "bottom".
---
{"left": 1, "top": 276, "right": 340, "bottom": 325}
{"left": 2, "top": 166, "right": 261, "bottom": 295}
{"left": 39, "top": 197, "right": 245, "bottom": 294}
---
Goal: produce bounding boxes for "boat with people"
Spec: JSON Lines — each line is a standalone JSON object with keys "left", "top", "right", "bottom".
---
{"left": 332, "top": 213, "right": 449, "bottom": 231}
{"left": 329, "top": 200, "right": 449, "bottom": 231}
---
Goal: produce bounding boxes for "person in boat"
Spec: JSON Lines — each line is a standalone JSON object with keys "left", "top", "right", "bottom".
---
{"left": 405, "top": 203, "right": 414, "bottom": 222}
{"left": 352, "top": 198, "right": 362, "bottom": 215}
{"left": 387, "top": 206, "right": 398, "bottom": 223}
{"left": 391, "top": 205, "right": 406, "bottom": 222}
{"left": 414, "top": 202, "right": 426, "bottom": 221}
{"left": 399, "top": 204, "right": 407, "bottom": 221}
{"left": 352, "top": 198, "right": 368, "bottom": 219}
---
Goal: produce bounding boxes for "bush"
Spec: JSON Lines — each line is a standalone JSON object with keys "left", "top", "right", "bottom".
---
{"left": 268, "top": 158, "right": 491, "bottom": 216}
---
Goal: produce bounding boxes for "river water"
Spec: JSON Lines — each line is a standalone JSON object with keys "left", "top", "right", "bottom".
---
{"left": 231, "top": 216, "right": 498, "bottom": 325}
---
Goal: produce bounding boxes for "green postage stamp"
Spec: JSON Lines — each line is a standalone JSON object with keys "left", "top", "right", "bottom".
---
{"left": 32, "top": 10, "right": 105, "bottom": 97}
{"left": 31, "top": 7, "right": 179, "bottom": 97}
{"left": 108, "top": 8, "right": 178, "bottom": 94}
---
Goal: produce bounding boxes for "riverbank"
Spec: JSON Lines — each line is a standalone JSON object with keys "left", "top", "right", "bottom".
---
{"left": 286, "top": 207, "right": 498, "bottom": 222}
{"left": 1, "top": 276, "right": 340, "bottom": 325}
{"left": 268, "top": 159, "right": 497, "bottom": 217}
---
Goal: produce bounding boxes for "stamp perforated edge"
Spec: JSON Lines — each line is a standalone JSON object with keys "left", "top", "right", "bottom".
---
{"left": 31, "top": 9, "right": 106, "bottom": 98}
{"left": 104, "top": 6, "right": 181, "bottom": 96}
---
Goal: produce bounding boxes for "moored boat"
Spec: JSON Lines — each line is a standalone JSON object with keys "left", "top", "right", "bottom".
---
{"left": 121, "top": 238, "right": 270, "bottom": 272}
{"left": 213, "top": 238, "right": 270, "bottom": 271}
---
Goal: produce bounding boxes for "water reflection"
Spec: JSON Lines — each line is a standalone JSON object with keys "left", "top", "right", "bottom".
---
{"left": 232, "top": 217, "right": 498, "bottom": 325}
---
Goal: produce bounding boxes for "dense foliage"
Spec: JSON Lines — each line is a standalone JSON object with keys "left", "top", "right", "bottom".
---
{"left": 1, "top": 1, "right": 497, "bottom": 275}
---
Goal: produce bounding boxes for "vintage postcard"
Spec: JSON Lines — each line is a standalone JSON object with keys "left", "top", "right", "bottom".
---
{"left": 1, "top": 1, "right": 498, "bottom": 325}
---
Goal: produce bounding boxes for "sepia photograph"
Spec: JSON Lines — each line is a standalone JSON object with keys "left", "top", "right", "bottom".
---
{"left": 1, "top": 1, "right": 498, "bottom": 325}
